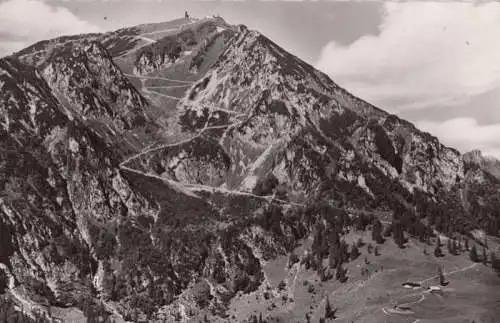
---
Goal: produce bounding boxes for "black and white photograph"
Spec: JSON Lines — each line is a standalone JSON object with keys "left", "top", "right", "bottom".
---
{"left": 1, "top": 0, "right": 500, "bottom": 322}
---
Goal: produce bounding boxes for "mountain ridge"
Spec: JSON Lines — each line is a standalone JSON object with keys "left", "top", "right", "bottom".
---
{"left": 1, "top": 15, "right": 500, "bottom": 323}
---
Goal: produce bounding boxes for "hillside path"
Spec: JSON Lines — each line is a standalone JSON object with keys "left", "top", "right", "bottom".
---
{"left": 381, "top": 262, "right": 478, "bottom": 319}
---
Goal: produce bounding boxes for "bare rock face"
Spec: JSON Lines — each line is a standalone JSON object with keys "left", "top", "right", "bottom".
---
{"left": 171, "top": 26, "right": 465, "bottom": 205}
{"left": 0, "top": 56, "right": 158, "bottom": 313}
{"left": 42, "top": 42, "right": 150, "bottom": 130}
{"left": 17, "top": 38, "right": 163, "bottom": 158}
{"left": 2, "top": 16, "right": 500, "bottom": 322}
{"left": 463, "top": 149, "right": 500, "bottom": 178}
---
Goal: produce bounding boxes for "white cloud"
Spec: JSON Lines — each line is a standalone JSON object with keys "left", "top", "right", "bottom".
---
{"left": 0, "top": 0, "right": 102, "bottom": 57}
{"left": 0, "top": 40, "right": 26, "bottom": 57}
{"left": 315, "top": 2, "right": 500, "bottom": 111}
{"left": 417, "top": 118, "right": 500, "bottom": 159}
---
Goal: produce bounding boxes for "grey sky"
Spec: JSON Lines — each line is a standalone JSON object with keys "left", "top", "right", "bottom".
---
{"left": 46, "top": 0, "right": 382, "bottom": 64}
{"left": 1, "top": 0, "right": 499, "bottom": 158}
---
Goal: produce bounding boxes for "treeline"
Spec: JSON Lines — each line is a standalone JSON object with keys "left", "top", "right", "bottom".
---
{"left": 289, "top": 201, "right": 362, "bottom": 284}
{"left": 0, "top": 298, "right": 50, "bottom": 323}
{"left": 76, "top": 296, "right": 113, "bottom": 323}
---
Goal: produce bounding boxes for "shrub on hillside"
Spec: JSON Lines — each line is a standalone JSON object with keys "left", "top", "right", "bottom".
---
{"left": 470, "top": 245, "right": 479, "bottom": 262}
{"left": 0, "top": 270, "right": 6, "bottom": 294}
{"left": 372, "top": 220, "right": 385, "bottom": 244}
{"left": 288, "top": 252, "right": 299, "bottom": 268}
{"left": 491, "top": 252, "right": 500, "bottom": 271}
{"left": 252, "top": 174, "right": 279, "bottom": 196}
{"left": 192, "top": 280, "right": 213, "bottom": 308}
{"left": 350, "top": 244, "right": 360, "bottom": 261}
{"left": 434, "top": 244, "right": 444, "bottom": 258}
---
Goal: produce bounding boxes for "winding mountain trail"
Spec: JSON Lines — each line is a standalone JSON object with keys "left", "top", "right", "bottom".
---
{"left": 138, "top": 19, "right": 200, "bottom": 37}
{"left": 183, "top": 183, "right": 304, "bottom": 206}
{"left": 381, "top": 262, "right": 478, "bottom": 319}
{"left": 124, "top": 71, "right": 191, "bottom": 106}
{"left": 120, "top": 123, "right": 234, "bottom": 166}
{"left": 117, "top": 76, "right": 307, "bottom": 207}
{"left": 139, "top": 28, "right": 179, "bottom": 37}
{"left": 418, "top": 262, "right": 477, "bottom": 284}
{"left": 144, "top": 87, "right": 181, "bottom": 101}
{"left": 396, "top": 293, "right": 426, "bottom": 308}
{"left": 120, "top": 164, "right": 304, "bottom": 207}
{"left": 120, "top": 165, "right": 201, "bottom": 199}
{"left": 122, "top": 18, "right": 211, "bottom": 56}
{"left": 147, "top": 84, "right": 191, "bottom": 89}
{"left": 134, "top": 35, "right": 156, "bottom": 43}
{"left": 124, "top": 73, "right": 195, "bottom": 84}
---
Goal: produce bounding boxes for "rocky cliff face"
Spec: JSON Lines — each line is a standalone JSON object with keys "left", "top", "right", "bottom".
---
{"left": 1, "top": 16, "right": 500, "bottom": 322}
{"left": 0, "top": 57, "right": 158, "bottom": 316}
{"left": 160, "top": 25, "right": 465, "bottom": 208}
{"left": 463, "top": 149, "right": 500, "bottom": 179}
{"left": 17, "top": 39, "right": 163, "bottom": 158}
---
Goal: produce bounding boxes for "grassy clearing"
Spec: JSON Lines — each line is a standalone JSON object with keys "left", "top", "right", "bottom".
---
{"left": 223, "top": 228, "right": 500, "bottom": 323}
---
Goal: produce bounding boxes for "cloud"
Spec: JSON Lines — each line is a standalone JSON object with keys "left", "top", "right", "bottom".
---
{"left": 0, "top": 40, "right": 26, "bottom": 57}
{"left": 417, "top": 118, "right": 500, "bottom": 159}
{"left": 0, "top": 0, "right": 102, "bottom": 57}
{"left": 315, "top": 2, "right": 500, "bottom": 112}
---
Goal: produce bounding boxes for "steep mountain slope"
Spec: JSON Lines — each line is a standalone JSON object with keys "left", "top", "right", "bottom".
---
{"left": 128, "top": 24, "right": 466, "bottom": 220}
{"left": 0, "top": 54, "right": 297, "bottom": 323}
{"left": 16, "top": 40, "right": 165, "bottom": 158}
{"left": 16, "top": 16, "right": 235, "bottom": 137}
{"left": 0, "top": 56, "right": 158, "bottom": 319}
{"left": 1, "top": 16, "right": 500, "bottom": 323}
{"left": 464, "top": 149, "right": 500, "bottom": 180}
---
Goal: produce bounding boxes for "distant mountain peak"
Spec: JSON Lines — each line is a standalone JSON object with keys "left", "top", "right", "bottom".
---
{"left": 463, "top": 149, "right": 500, "bottom": 179}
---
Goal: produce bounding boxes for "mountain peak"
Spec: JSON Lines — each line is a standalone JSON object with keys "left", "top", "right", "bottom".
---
{"left": 463, "top": 149, "right": 500, "bottom": 179}
{"left": 2, "top": 15, "right": 500, "bottom": 323}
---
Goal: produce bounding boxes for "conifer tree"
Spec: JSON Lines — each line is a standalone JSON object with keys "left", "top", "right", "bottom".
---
{"left": 372, "top": 220, "right": 385, "bottom": 244}
{"left": 451, "top": 238, "right": 459, "bottom": 255}
{"left": 288, "top": 252, "right": 299, "bottom": 268}
{"left": 325, "top": 296, "right": 337, "bottom": 319}
{"left": 325, "top": 296, "right": 332, "bottom": 318}
{"left": 336, "top": 262, "right": 348, "bottom": 283}
{"left": 350, "top": 244, "right": 360, "bottom": 261}
{"left": 2, "top": 299, "right": 8, "bottom": 323}
{"left": 434, "top": 242, "right": 444, "bottom": 258}
{"left": 392, "top": 221, "right": 405, "bottom": 248}
{"left": 491, "top": 252, "right": 500, "bottom": 270}
{"left": 328, "top": 250, "right": 337, "bottom": 269}
{"left": 469, "top": 245, "right": 479, "bottom": 262}
{"left": 447, "top": 239, "right": 453, "bottom": 254}
{"left": 438, "top": 266, "right": 448, "bottom": 286}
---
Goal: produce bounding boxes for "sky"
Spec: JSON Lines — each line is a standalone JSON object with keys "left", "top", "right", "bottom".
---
{"left": 1, "top": 0, "right": 499, "bottom": 158}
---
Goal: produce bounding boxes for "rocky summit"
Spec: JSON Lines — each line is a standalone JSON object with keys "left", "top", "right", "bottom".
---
{"left": 1, "top": 16, "right": 500, "bottom": 323}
